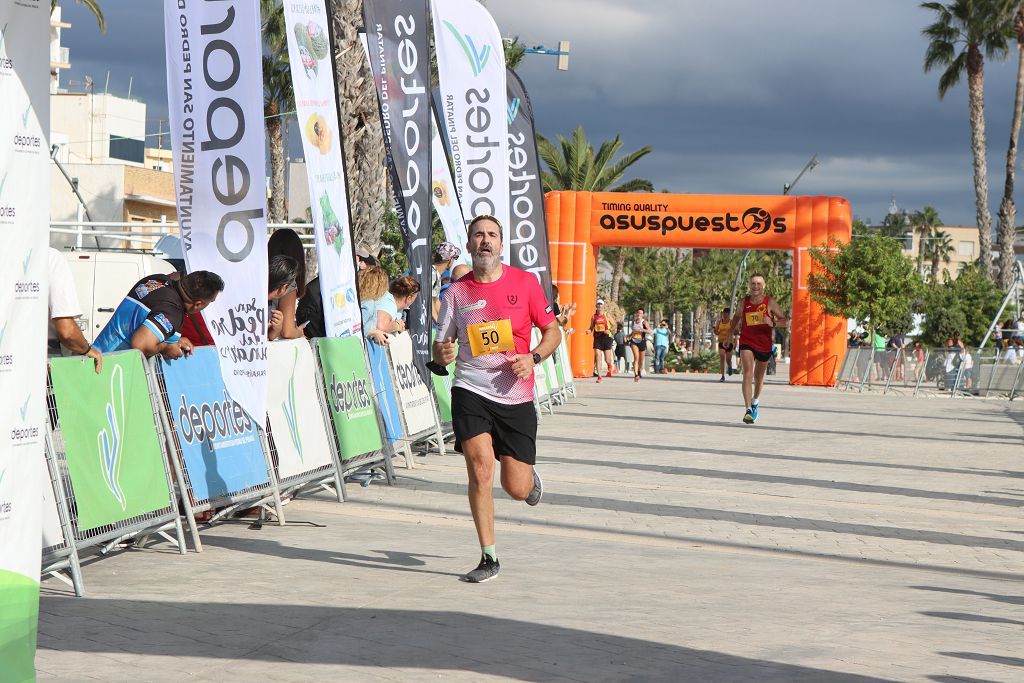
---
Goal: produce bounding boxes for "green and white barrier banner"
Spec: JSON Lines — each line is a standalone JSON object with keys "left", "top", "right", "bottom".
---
{"left": 0, "top": 1, "right": 49, "bottom": 678}
{"left": 267, "top": 340, "right": 335, "bottom": 479}
{"left": 316, "top": 337, "right": 383, "bottom": 461}
{"left": 387, "top": 332, "right": 437, "bottom": 436}
{"left": 50, "top": 353, "right": 174, "bottom": 531}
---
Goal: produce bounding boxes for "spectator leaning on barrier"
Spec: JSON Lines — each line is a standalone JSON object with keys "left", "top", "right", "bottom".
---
{"left": 268, "top": 229, "right": 308, "bottom": 341}
{"left": 93, "top": 270, "right": 223, "bottom": 360}
{"left": 47, "top": 248, "right": 102, "bottom": 372}
{"left": 358, "top": 266, "right": 392, "bottom": 345}
{"left": 267, "top": 254, "right": 301, "bottom": 341}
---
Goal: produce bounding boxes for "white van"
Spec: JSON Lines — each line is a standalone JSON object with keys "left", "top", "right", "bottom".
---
{"left": 61, "top": 250, "right": 176, "bottom": 342}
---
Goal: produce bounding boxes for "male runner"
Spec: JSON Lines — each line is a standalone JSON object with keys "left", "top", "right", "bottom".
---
{"left": 714, "top": 307, "right": 735, "bottom": 382}
{"left": 434, "top": 215, "right": 562, "bottom": 583}
{"left": 729, "top": 274, "right": 788, "bottom": 423}
{"left": 586, "top": 299, "right": 614, "bottom": 382}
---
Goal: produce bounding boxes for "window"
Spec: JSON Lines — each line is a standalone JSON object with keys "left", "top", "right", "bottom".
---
{"left": 109, "top": 136, "right": 144, "bottom": 163}
{"left": 958, "top": 241, "right": 975, "bottom": 258}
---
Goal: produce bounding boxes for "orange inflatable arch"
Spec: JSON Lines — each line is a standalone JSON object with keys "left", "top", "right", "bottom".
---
{"left": 545, "top": 192, "right": 852, "bottom": 387}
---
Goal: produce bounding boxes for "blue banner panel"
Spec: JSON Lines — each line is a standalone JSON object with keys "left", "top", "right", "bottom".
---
{"left": 367, "top": 343, "right": 404, "bottom": 445}
{"left": 160, "top": 348, "right": 269, "bottom": 501}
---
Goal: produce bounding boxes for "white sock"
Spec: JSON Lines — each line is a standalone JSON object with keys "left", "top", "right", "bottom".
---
{"left": 752, "top": 398, "right": 759, "bottom": 406}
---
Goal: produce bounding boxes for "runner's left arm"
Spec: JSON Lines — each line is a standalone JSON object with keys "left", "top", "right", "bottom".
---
{"left": 767, "top": 299, "right": 789, "bottom": 327}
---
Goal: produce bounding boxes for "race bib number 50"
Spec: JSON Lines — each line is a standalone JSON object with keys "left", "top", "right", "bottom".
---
{"left": 468, "top": 319, "right": 515, "bottom": 357}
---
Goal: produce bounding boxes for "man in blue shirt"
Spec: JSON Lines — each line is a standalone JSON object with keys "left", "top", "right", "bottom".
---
{"left": 93, "top": 271, "right": 224, "bottom": 360}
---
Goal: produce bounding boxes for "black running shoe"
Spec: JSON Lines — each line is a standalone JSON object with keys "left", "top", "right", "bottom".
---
{"left": 525, "top": 467, "right": 543, "bottom": 506}
{"left": 464, "top": 555, "right": 500, "bottom": 583}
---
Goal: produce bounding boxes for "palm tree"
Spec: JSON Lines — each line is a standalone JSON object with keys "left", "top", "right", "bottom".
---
{"left": 928, "top": 229, "right": 956, "bottom": 280}
{"left": 51, "top": 0, "right": 105, "bottom": 33}
{"left": 261, "top": 0, "right": 291, "bottom": 224}
{"left": 536, "top": 126, "right": 653, "bottom": 304}
{"left": 922, "top": 0, "right": 1015, "bottom": 280}
{"left": 504, "top": 37, "right": 527, "bottom": 70}
{"left": 330, "top": 0, "right": 388, "bottom": 252}
{"left": 997, "top": 4, "right": 1024, "bottom": 289}
{"left": 911, "top": 206, "right": 943, "bottom": 275}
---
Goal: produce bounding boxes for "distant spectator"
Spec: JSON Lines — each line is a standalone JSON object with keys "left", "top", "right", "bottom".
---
{"left": 614, "top": 322, "right": 627, "bottom": 373}
{"left": 47, "top": 248, "right": 102, "bottom": 372}
{"left": 653, "top": 319, "right": 671, "bottom": 374}
{"left": 358, "top": 246, "right": 378, "bottom": 270}
{"left": 886, "top": 333, "right": 906, "bottom": 382}
{"left": 432, "top": 241, "right": 461, "bottom": 322}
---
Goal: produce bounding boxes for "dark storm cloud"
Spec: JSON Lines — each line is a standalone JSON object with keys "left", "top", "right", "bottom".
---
{"left": 58, "top": 0, "right": 1024, "bottom": 225}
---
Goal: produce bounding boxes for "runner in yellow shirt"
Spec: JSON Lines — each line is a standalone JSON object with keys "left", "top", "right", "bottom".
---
{"left": 714, "top": 307, "right": 735, "bottom": 382}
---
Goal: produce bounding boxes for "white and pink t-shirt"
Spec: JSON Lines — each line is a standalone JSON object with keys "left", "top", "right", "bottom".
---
{"left": 437, "top": 265, "right": 555, "bottom": 405}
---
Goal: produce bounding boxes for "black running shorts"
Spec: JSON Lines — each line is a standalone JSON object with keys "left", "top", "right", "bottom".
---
{"left": 594, "top": 334, "right": 613, "bottom": 351}
{"left": 739, "top": 344, "right": 772, "bottom": 363}
{"left": 452, "top": 387, "right": 538, "bottom": 465}
{"left": 718, "top": 342, "right": 734, "bottom": 353}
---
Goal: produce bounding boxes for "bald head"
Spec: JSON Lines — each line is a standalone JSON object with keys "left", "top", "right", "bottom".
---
{"left": 451, "top": 264, "right": 472, "bottom": 280}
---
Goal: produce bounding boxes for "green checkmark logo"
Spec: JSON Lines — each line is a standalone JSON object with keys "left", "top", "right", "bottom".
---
{"left": 19, "top": 394, "right": 30, "bottom": 421}
{"left": 21, "top": 103, "right": 31, "bottom": 128}
{"left": 0, "top": 322, "right": 8, "bottom": 347}
{"left": 0, "top": 23, "right": 8, "bottom": 54}
{"left": 22, "top": 249, "right": 32, "bottom": 274}
{"left": 0, "top": 171, "right": 8, "bottom": 197}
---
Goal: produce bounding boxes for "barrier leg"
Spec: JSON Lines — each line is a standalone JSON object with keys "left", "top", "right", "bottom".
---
{"left": 44, "top": 431, "right": 85, "bottom": 597}
{"left": 258, "top": 427, "right": 287, "bottom": 525}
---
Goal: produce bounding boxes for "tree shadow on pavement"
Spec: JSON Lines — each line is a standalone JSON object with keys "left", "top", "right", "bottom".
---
{"left": 555, "top": 410, "right": 1022, "bottom": 447}
{"left": 537, "top": 434, "right": 1024, "bottom": 480}
{"left": 36, "top": 598, "right": 897, "bottom": 682}
{"left": 536, "top": 453, "right": 1024, "bottom": 509}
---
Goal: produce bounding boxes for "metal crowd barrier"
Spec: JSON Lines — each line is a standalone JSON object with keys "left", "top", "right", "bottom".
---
{"left": 40, "top": 432, "right": 84, "bottom": 596}
{"left": 383, "top": 333, "right": 447, "bottom": 464}
{"left": 312, "top": 338, "right": 397, "bottom": 488}
{"left": 836, "top": 343, "right": 1024, "bottom": 400}
{"left": 45, "top": 352, "right": 187, "bottom": 574}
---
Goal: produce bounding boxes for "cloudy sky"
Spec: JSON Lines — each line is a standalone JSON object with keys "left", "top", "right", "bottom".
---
{"left": 57, "top": 0, "right": 1024, "bottom": 226}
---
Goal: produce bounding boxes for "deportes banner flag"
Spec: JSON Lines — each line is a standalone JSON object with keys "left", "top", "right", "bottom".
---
{"left": 430, "top": 102, "right": 470, "bottom": 267}
{"left": 283, "top": 0, "right": 362, "bottom": 340}
{"left": 363, "top": 0, "right": 432, "bottom": 383}
{"left": 430, "top": 0, "right": 509, "bottom": 262}
{"left": 506, "top": 68, "right": 554, "bottom": 302}
{"left": 0, "top": 1, "right": 47, "bottom": 676}
{"left": 165, "top": 1, "right": 269, "bottom": 422}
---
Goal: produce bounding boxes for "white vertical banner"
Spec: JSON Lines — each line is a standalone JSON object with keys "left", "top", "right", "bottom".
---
{"left": 430, "top": 0, "right": 510, "bottom": 262}
{"left": 283, "top": 0, "right": 362, "bottom": 340}
{"left": 165, "top": 1, "right": 269, "bottom": 422}
{"left": 430, "top": 106, "right": 471, "bottom": 267}
{"left": 0, "top": 0, "right": 47, "bottom": 675}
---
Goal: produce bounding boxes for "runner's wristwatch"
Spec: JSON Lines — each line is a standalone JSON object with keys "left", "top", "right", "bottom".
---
{"left": 532, "top": 352, "right": 542, "bottom": 364}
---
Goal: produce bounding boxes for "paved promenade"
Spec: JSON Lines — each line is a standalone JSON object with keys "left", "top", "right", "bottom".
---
{"left": 36, "top": 371, "right": 1023, "bottom": 682}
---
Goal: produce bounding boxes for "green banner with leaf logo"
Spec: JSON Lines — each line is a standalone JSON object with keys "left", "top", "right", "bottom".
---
{"left": 316, "top": 338, "right": 383, "bottom": 460}
{"left": 50, "top": 352, "right": 172, "bottom": 531}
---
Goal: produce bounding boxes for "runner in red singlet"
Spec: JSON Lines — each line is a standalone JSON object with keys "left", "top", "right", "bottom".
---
{"left": 729, "top": 274, "right": 788, "bottom": 424}
{"left": 434, "top": 215, "right": 562, "bottom": 583}
{"left": 586, "top": 299, "right": 614, "bottom": 382}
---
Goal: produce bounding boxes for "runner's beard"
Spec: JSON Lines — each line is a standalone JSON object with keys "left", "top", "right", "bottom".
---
{"left": 471, "top": 249, "right": 501, "bottom": 272}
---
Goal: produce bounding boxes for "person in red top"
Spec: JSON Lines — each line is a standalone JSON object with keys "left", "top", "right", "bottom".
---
{"left": 586, "top": 299, "right": 615, "bottom": 382}
{"left": 729, "top": 274, "right": 788, "bottom": 424}
{"left": 434, "top": 215, "right": 562, "bottom": 583}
